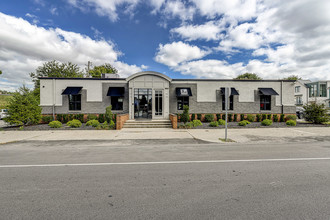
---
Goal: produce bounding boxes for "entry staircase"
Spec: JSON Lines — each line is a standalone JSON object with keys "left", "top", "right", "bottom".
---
{"left": 123, "top": 119, "right": 172, "bottom": 128}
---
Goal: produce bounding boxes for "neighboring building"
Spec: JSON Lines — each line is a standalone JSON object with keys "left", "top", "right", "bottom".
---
{"left": 306, "top": 81, "right": 330, "bottom": 108}
{"left": 294, "top": 80, "right": 311, "bottom": 106}
{"left": 39, "top": 71, "right": 296, "bottom": 120}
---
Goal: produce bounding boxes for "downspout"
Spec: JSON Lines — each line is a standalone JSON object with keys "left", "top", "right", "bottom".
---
{"left": 52, "top": 79, "right": 56, "bottom": 120}
{"left": 281, "top": 81, "right": 283, "bottom": 114}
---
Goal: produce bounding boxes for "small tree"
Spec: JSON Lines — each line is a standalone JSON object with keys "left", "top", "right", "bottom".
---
{"left": 180, "top": 105, "right": 190, "bottom": 123}
{"left": 303, "top": 103, "right": 329, "bottom": 124}
{"left": 235, "top": 73, "right": 262, "bottom": 80}
{"left": 87, "top": 63, "right": 118, "bottom": 78}
{"left": 4, "top": 86, "right": 41, "bottom": 125}
{"left": 105, "top": 105, "right": 113, "bottom": 123}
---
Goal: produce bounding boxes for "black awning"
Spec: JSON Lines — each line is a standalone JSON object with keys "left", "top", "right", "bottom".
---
{"left": 176, "top": 88, "right": 192, "bottom": 97}
{"left": 107, "top": 87, "right": 125, "bottom": 96}
{"left": 220, "top": 87, "right": 239, "bottom": 95}
{"left": 259, "top": 88, "right": 279, "bottom": 96}
{"left": 61, "top": 87, "right": 82, "bottom": 95}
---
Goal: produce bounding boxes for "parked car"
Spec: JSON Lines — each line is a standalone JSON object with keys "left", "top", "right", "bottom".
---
{"left": 0, "top": 109, "right": 8, "bottom": 119}
{"left": 296, "top": 107, "right": 304, "bottom": 119}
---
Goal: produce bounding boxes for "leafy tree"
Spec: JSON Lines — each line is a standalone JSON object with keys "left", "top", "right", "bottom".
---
{"left": 0, "top": 69, "right": 2, "bottom": 75}
{"left": 4, "top": 85, "right": 41, "bottom": 126}
{"left": 87, "top": 63, "right": 118, "bottom": 78}
{"left": 235, "top": 73, "right": 262, "bottom": 80}
{"left": 282, "top": 75, "right": 301, "bottom": 80}
{"left": 303, "top": 103, "right": 329, "bottom": 124}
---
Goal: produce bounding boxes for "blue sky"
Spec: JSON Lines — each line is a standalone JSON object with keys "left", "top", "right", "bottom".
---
{"left": 1, "top": 0, "right": 330, "bottom": 91}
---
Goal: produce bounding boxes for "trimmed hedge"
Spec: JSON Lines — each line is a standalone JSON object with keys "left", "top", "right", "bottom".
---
{"left": 42, "top": 115, "right": 53, "bottom": 124}
{"left": 286, "top": 120, "right": 296, "bottom": 126}
{"left": 246, "top": 114, "right": 255, "bottom": 122}
{"left": 205, "top": 114, "right": 215, "bottom": 122}
{"left": 238, "top": 120, "right": 250, "bottom": 126}
{"left": 86, "top": 119, "right": 100, "bottom": 127}
{"left": 273, "top": 114, "right": 279, "bottom": 122}
{"left": 256, "top": 114, "right": 262, "bottom": 122}
{"left": 218, "top": 119, "right": 226, "bottom": 125}
{"left": 192, "top": 119, "right": 202, "bottom": 127}
{"left": 209, "top": 121, "right": 219, "bottom": 127}
{"left": 48, "top": 120, "right": 62, "bottom": 128}
{"left": 285, "top": 115, "right": 297, "bottom": 121}
{"left": 67, "top": 119, "right": 82, "bottom": 128}
{"left": 261, "top": 119, "right": 273, "bottom": 126}
{"left": 240, "top": 114, "right": 245, "bottom": 121}
{"left": 233, "top": 114, "right": 238, "bottom": 122}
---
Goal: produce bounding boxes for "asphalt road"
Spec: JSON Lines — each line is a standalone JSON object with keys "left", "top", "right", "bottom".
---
{"left": 1, "top": 140, "right": 330, "bottom": 219}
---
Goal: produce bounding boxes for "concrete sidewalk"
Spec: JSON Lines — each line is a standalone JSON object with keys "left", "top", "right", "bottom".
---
{"left": 1, "top": 127, "right": 329, "bottom": 144}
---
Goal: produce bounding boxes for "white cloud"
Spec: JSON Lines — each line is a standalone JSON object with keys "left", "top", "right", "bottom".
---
{"left": 67, "top": 0, "right": 140, "bottom": 21}
{"left": 50, "top": 7, "right": 58, "bottom": 15}
{"left": 154, "top": 41, "right": 210, "bottom": 67}
{"left": 0, "top": 12, "right": 145, "bottom": 91}
{"left": 170, "top": 21, "right": 223, "bottom": 41}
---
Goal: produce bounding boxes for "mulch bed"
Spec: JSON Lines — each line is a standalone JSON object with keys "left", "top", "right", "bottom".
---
{"left": 178, "top": 122, "right": 330, "bottom": 129}
{"left": 1, "top": 123, "right": 101, "bottom": 131}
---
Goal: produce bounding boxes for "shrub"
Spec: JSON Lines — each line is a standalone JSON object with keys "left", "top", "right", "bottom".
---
{"left": 222, "top": 114, "right": 226, "bottom": 120}
{"left": 262, "top": 114, "right": 267, "bottom": 121}
{"left": 191, "top": 114, "right": 196, "bottom": 120}
{"left": 233, "top": 114, "right": 238, "bottom": 122}
{"left": 261, "top": 119, "right": 273, "bottom": 126}
{"left": 216, "top": 114, "right": 221, "bottom": 121}
{"left": 86, "top": 119, "right": 100, "bottom": 127}
{"left": 101, "top": 121, "right": 108, "bottom": 129}
{"left": 246, "top": 114, "right": 255, "bottom": 122}
{"left": 105, "top": 105, "right": 113, "bottom": 123}
{"left": 67, "top": 119, "right": 82, "bottom": 128}
{"left": 109, "top": 120, "right": 115, "bottom": 129}
{"left": 240, "top": 114, "right": 245, "bottom": 121}
{"left": 218, "top": 119, "right": 226, "bottom": 125}
{"left": 185, "top": 122, "right": 194, "bottom": 129}
{"left": 209, "top": 121, "right": 219, "bottom": 127}
{"left": 280, "top": 114, "right": 285, "bottom": 122}
{"left": 113, "top": 114, "right": 117, "bottom": 123}
{"left": 228, "top": 114, "right": 233, "bottom": 122}
{"left": 303, "top": 103, "right": 329, "bottom": 124}
{"left": 48, "top": 120, "right": 62, "bottom": 128}
{"left": 238, "top": 120, "right": 248, "bottom": 126}
{"left": 256, "top": 114, "right": 262, "bottom": 122}
{"left": 87, "top": 114, "right": 98, "bottom": 121}
{"left": 180, "top": 105, "right": 190, "bottom": 123}
{"left": 4, "top": 86, "right": 41, "bottom": 126}
{"left": 98, "top": 114, "right": 105, "bottom": 123}
{"left": 192, "top": 119, "right": 202, "bottom": 127}
{"left": 74, "top": 114, "right": 84, "bottom": 123}
{"left": 285, "top": 115, "right": 297, "bottom": 121}
{"left": 42, "top": 115, "right": 53, "bottom": 124}
{"left": 267, "top": 114, "right": 272, "bottom": 120}
{"left": 197, "top": 114, "right": 202, "bottom": 121}
{"left": 286, "top": 120, "right": 296, "bottom": 126}
{"left": 273, "top": 114, "right": 279, "bottom": 122}
{"left": 204, "top": 114, "right": 215, "bottom": 122}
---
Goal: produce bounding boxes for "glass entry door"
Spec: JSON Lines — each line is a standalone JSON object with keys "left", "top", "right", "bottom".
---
{"left": 134, "top": 89, "right": 152, "bottom": 119}
{"left": 154, "top": 90, "right": 163, "bottom": 116}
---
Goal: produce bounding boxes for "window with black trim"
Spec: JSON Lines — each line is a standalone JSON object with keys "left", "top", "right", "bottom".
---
{"left": 111, "top": 97, "right": 124, "bottom": 110}
{"left": 260, "top": 95, "right": 271, "bottom": 110}
{"left": 177, "top": 97, "right": 189, "bottom": 110}
{"left": 69, "top": 94, "right": 81, "bottom": 111}
{"left": 222, "top": 95, "right": 234, "bottom": 110}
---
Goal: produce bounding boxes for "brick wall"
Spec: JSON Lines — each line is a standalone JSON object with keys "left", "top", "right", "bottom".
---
{"left": 169, "top": 114, "right": 177, "bottom": 129}
{"left": 116, "top": 113, "right": 129, "bottom": 130}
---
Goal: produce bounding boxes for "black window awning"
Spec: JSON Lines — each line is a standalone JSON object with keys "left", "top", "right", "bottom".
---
{"left": 107, "top": 87, "right": 125, "bottom": 96}
{"left": 220, "top": 87, "right": 239, "bottom": 95}
{"left": 61, "top": 87, "right": 82, "bottom": 95}
{"left": 176, "top": 88, "right": 192, "bottom": 97}
{"left": 259, "top": 88, "right": 279, "bottom": 96}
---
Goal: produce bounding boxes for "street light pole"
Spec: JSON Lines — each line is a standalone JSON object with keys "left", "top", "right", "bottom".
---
{"left": 225, "top": 87, "right": 230, "bottom": 141}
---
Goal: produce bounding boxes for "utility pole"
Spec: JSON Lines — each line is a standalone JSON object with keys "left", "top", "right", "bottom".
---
{"left": 225, "top": 87, "right": 231, "bottom": 141}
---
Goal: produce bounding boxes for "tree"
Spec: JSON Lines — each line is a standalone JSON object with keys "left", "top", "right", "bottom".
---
{"left": 303, "top": 103, "right": 329, "bottom": 124}
{"left": 87, "top": 63, "right": 118, "bottom": 78}
{"left": 30, "top": 60, "right": 84, "bottom": 98}
{"left": 0, "top": 69, "right": 2, "bottom": 75}
{"left": 282, "top": 75, "right": 302, "bottom": 80}
{"left": 4, "top": 85, "right": 42, "bottom": 126}
{"left": 235, "top": 73, "right": 262, "bottom": 80}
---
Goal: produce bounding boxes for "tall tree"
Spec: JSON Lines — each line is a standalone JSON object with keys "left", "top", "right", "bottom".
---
{"left": 0, "top": 69, "right": 2, "bottom": 75}
{"left": 30, "top": 60, "right": 84, "bottom": 98}
{"left": 282, "top": 75, "right": 301, "bottom": 80}
{"left": 87, "top": 63, "right": 118, "bottom": 78}
{"left": 4, "top": 85, "right": 41, "bottom": 126}
{"left": 234, "top": 73, "right": 262, "bottom": 80}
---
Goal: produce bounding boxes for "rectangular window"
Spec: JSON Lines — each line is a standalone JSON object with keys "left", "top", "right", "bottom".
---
{"left": 260, "top": 95, "right": 271, "bottom": 110}
{"left": 295, "top": 86, "right": 301, "bottom": 93}
{"left": 177, "top": 96, "right": 189, "bottom": 110}
{"left": 69, "top": 94, "right": 81, "bottom": 111}
{"left": 155, "top": 90, "right": 163, "bottom": 116}
{"left": 309, "top": 84, "right": 317, "bottom": 97}
{"left": 111, "top": 97, "right": 123, "bottom": 110}
{"left": 320, "top": 83, "right": 327, "bottom": 97}
{"left": 296, "top": 96, "right": 302, "bottom": 105}
{"left": 222, "top": 95, "right": 234, "bottom": 110}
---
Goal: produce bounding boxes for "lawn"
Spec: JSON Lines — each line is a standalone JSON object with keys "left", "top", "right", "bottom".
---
{"left": 0, "top": 95, "right": 12, "bottom": 109}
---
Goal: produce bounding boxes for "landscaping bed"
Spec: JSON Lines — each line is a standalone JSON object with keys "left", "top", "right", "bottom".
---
{"left": 178, "top": 121, "right": 330, "bottom": 129}
{"left": 1, "top": 123, "right": 103, "bottom": 131}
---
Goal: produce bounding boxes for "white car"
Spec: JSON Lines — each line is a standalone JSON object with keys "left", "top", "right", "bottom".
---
{"left": 0, "top": 109, "right": 8, "bottom": 120}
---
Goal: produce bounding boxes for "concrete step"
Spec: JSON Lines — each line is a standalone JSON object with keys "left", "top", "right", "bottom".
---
{"left": 124, "top": 124, "right": 173, "bottom": 128}
{"left": 123, "top": 120, "right": 172, "bottom": 128}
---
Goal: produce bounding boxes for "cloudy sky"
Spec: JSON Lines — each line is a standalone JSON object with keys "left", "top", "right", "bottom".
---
{"left": 1, "top": 0, "right": 330, "bottom": 91}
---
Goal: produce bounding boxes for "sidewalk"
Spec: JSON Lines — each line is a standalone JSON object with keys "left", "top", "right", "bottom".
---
{"left": 1, "top": 127, "right": 329, "bottom": 144}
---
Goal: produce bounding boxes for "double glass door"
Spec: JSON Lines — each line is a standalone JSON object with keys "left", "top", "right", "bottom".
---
{"left": 134, "top": 89, "right": 163, "bottom": 119}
